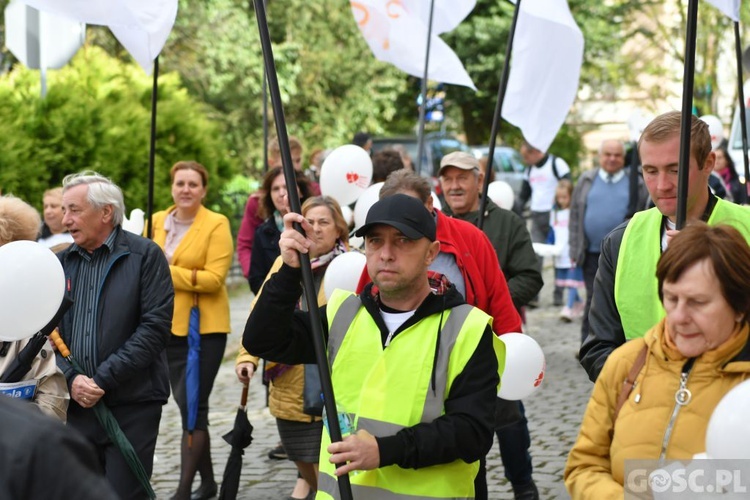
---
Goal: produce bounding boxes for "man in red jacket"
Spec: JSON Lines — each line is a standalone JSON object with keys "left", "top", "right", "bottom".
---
{"left": 355, "top": 169, "right": 521, "bottom": 499}
{"left": 356, "top": 169, "right": 522, "bottom": 335}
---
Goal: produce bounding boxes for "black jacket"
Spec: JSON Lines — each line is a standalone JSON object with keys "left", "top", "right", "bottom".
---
{"left": 579, "top": 194, "right": 719, "bottom": 381}
{"left": 443, "top": 199, "right": 543, "bottom": 309}
{"left": 249, "top": 217, "right": 281, "bottom": 295}
{"left": 243, "top": 263, "right": 498, "bottom": 469}
{"left": 57, "top": 227, "right": 173, "bottom": 406}
{"left": 0, "top": 396, "right": 117, "bottom": 499}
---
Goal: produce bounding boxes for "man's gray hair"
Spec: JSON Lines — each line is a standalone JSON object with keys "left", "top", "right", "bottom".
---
{"left": 598, "top": 139, "right": 625, "bottom": 155}
{"left": 62, "top": 171, "right": 125, "bottom": 227}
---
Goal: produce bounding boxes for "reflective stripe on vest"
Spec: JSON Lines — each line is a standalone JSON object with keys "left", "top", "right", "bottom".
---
{"left": 328, "top": 294, "right": 474, "bottom": 423}
{"left": 327, "top": 293, "right": 361, "bottom": 367}
{"left": 318, "top": 289, "right": 492, "bottom": 499}
{"left": 616, "top": 200, "right": 750, "bottom": 339}
{"left": 318, "top": 474, "right": 470, "bottom": 500}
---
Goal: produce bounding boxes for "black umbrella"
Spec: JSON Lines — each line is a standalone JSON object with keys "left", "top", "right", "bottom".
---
{"left": 218, "top": 384, "right": 253, "bottom": 500}
{"left": 0, "top": 295, "right": 73, "bottom": 384}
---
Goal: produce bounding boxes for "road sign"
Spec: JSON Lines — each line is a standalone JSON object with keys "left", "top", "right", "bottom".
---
{"left": 5, "top": 1, "right": 84, "bottom": 70}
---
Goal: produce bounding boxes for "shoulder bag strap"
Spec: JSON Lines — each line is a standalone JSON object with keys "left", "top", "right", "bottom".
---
{"left": 613, "top": 344, "right": 648, "bottom": 423}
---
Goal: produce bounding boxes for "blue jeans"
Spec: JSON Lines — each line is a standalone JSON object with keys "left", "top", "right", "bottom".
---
{"left": 495, "top": 401, "right": 533, "bottom": 486}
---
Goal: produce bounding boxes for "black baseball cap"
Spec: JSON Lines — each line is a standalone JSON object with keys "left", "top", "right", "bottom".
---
{"left": 354, "top": 193, "right": 436, "bottom": 241}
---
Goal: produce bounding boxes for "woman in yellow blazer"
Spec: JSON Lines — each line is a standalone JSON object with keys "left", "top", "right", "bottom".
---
{"left": 236, "top": 196, "right": 350, "bottom": 500}
{"left": 150, "top": 161, "right": 233, "bottom": 500}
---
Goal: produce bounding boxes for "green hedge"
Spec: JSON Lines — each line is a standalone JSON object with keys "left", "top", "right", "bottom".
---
{"left": 0, "top": 46, "right": 238, "bottom": 215}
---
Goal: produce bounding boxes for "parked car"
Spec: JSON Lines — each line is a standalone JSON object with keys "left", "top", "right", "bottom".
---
{"left": 471, "top": 145, "right": 526, "bottom": 199}
{"left": 371, "top": 133, "right": 472, "bottom": 180}
{"left": 728, "top": 79, "right": 750, "bottom": 185}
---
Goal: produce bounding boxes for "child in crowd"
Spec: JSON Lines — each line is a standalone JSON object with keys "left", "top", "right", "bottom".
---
{"left": 550, "top": 180, "right": 585, "bottom": 322}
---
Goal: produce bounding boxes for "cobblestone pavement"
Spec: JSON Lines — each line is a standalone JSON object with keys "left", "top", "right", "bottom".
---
{"left": 151, "top": 265, "right": 593, "bottom": 499}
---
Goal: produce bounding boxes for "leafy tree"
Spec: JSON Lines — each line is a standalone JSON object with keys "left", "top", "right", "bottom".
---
{"left": 0, "top": 46, "right": 234, "bottom": 213}
{"left": 614, "top": 1, "right": 750, "bottom": 116}
{"left": 151, "top": 0, "right": 408, "bottom": 175}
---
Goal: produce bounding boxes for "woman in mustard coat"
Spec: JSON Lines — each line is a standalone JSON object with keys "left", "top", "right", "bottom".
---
{"left": 237, "top": 196, "right": 350, "bottom": 500}
{"left": 150, "top": 161, "right": 233, "bottom": 500}
{"left": 565, "top": 224, "right": 750, "bottom": 499}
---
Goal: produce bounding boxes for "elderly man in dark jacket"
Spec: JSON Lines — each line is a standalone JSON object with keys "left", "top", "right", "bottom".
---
{"left": 439, "top": 152, "right": 543, "bottom": 500}
{"left": 57, "top": 171, "right": 173, "bottom": 500}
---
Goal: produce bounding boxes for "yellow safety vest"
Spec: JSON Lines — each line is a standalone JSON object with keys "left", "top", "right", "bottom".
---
{"left": 317, "top": 290, "right": 504, "bottom": 500}
{"left": 615, "top": 199, "right": 750, "bottom": 339}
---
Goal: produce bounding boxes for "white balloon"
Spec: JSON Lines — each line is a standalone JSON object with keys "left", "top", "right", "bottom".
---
{"left": 320, "top": 145, "right": 373, "bottom": 206}
{"left": 353, "top": 182, "right": 384, "bottom": 230}
{"left": 699, "top": 114, "right": 725, "bottom": 150}
{"left": 323, "top": 251, "right": 367, "bottom": 301}
{"left": 339, "top": 205, "right": 354, "bottom": 226}
{"left": 532, "top": 242, "right": 561, "bottom": 258}
{"left": 706, "top": 380, "right": 750, "bottom": 459}
{"left": 348, "top": 235, "right": 364, "bottom": 250}
{"left": 487, "top": 181, "right": 515, "bottom": 210}
{"left": 122, "top": 208, "right": 145, "bottom": 235}
{"left": 498, "top": 333, "right": 546, "bottom": 400}
{"left": 431, "top": 192, "right": 442, "bottom": 211}
{"left": 0, "top": 241, "right": 65, "bottom": 341}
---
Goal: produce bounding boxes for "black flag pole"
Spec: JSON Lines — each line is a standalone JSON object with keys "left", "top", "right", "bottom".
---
{"left": 262, "top": 0, "right": 269, "bottom": 173}
{"left": 415, "top": 0, "right": 436, "bottom": 175}
{"left": 734, "top": 21, "right": 750, "bottom": 205}
{"left": 251, "top": 1, "right": 353, "bottom": 499}
{"left": 676, "top": 0, "right": 699, "bottom": 229}
{"left": 146, "top": 56, "right": 159, "bottom": 239}
{"left": 477, "top": 0, "right": 522, "bottom": 230}
{"left": 263, "top": 67, "right": 269, "bottom": 172}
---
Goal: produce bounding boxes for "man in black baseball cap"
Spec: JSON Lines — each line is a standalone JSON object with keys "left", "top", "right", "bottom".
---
{"left": 243, "top": 193, "right": 501, "bottom": 498}
{"left": 354, "top": 194, "right": 438, "bottom": 302}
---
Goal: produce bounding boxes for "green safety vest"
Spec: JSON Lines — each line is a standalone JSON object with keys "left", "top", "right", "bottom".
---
{"left": 317, "top": 290, "right": 505, "bottom": 500}
{"left": 615, "top": 199, "right": 750, "bottom": 340}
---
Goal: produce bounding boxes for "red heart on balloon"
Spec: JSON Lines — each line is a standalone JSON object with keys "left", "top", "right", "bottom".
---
{"left": 533, "top": 360, "right": 546, "bottom": 387}
{"left": 346, "top": 172, "right": 360, "bottom": 184}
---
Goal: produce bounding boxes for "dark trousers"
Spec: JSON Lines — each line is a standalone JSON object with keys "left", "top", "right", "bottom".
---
{"left": 495, "top": 400, "right": 533, "bottom": 486}
{"left": 167, "top": 333, "right": 227, "bottom": 430}
{"left": 68, "top": 401, "right": 162, "bottom": 500}
{"left": 581, "top": 252, "right": 600, "bottom": 345}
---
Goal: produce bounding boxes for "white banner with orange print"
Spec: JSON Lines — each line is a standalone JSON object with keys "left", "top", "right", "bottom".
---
{"left": 350, "top": 0, "right": 477, "bottom": 89}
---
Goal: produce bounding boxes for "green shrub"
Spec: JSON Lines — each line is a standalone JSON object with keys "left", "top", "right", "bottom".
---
{"left": 0, "top": 46, "right": 238, "bottom": 216}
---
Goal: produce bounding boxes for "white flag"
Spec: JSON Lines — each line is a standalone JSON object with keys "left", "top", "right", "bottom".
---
{"left": 501, "top": 0, "right": 584, "bottom": 152}
{"left": 350, "top": 0, "right": 476, "bottom": 89}
{"left": 404, "top": 0, "right": 476, "bottom": 35}
{"left": 705, "top": 0, "right": 740, "bottom": 21}
{"left": 18, "top": 0, "right": 178, "bottom": 73}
